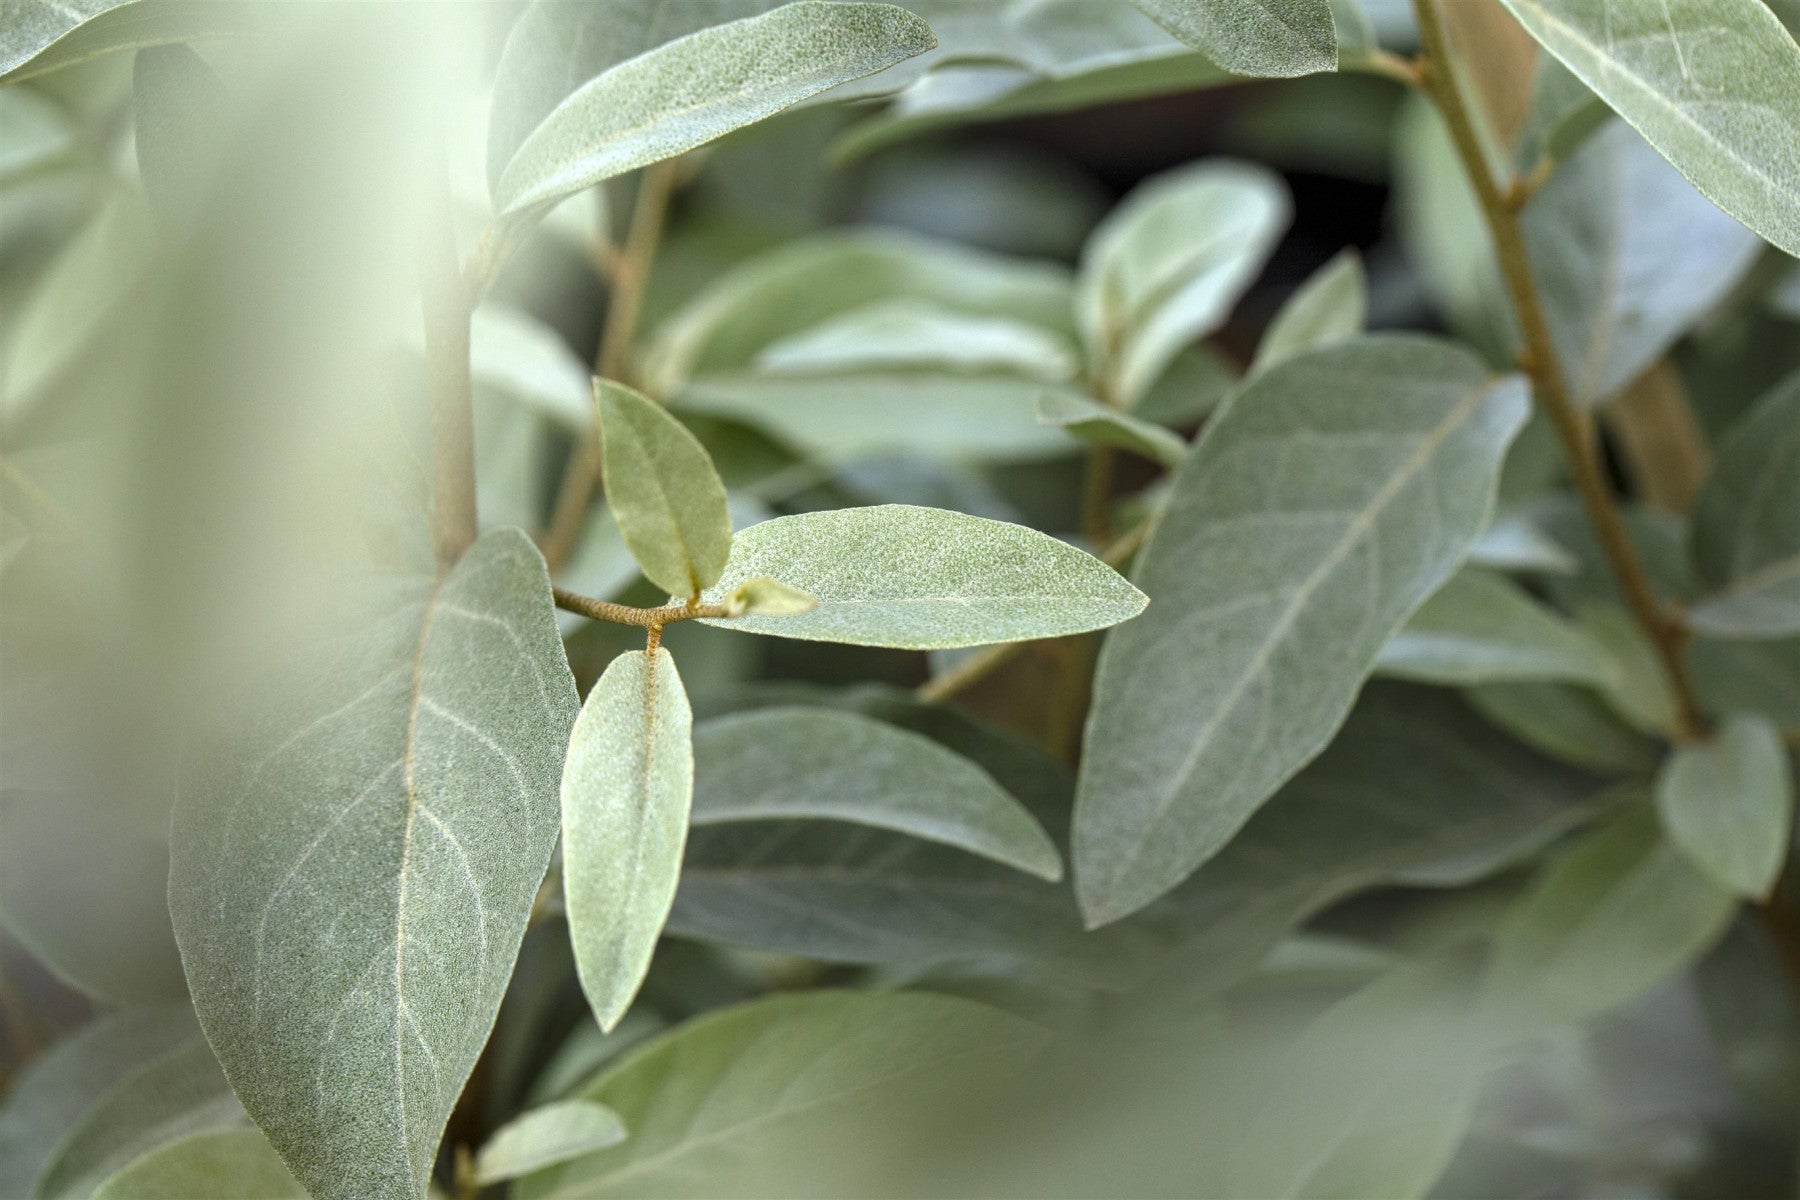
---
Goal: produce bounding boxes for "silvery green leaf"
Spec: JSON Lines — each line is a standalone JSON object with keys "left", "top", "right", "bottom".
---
{"left": 1250, "top": 248, "right": 1367, "bottom": 374}
{"left": 1467, "top": 510, "right": 1579, "bottom": 574}
{"left": 1486, "top": 805, "right": 1735, "bottom": 1032}
{"left": 1465, "top": 680, "right": 1659, "bottom": 773}
{"left": 0, "top": 88, "right": 82, "bottom": 183}
{"left": 35, "top": 1036, "right": 243, "bottom": 1200}
{"left": 494, "top": 3, "right": 936, "bottom": 216}
{"left": 1036, "top": 391, "right": 1187, "bottom": 467}
{"left": 472, "top": 1101, "right": 627, "bottom": 1186}
{"left": 1076, "top": 160, "right": 1289, "bottom": 407}
{"left": 596, "top": 380, "right": 732, "bottom": 599}
{"left": 0, "top": 1006, "right": 199, "bottom": 1199}
{"left": 1690, "top": 369, "right": 1800, "bottom": 637}
{"left": 1691, "top": 633, "right": 1800, "bottom": 729}
{"left": 700, "top": 504, "right": 1147, "bottom": 648}
{"left": 1655, "top": 712, "right": 1794, "bottom": 899}
{"left": 89, "top": 1128, "right": 305, "bottom": 1200}
{"left": 1497, "top": 0, "right": 1800, "bottom": 257}
{"left": 754, "top": 298, "right": 1080, "bottom": 382}
{"left": 644, "top": 230, "right": 1077, "bottom": 397}
{"left": 1525, "top": 121, "right": 1763, "bottom": 406}
{"left": 0, "top": 0, "right": 246, "bottom": 83}
{"left": 691, "top": 706, "right": 1062, "bottom": 880}
{"left": 1126, "top": 0, "right": 1338, "bottom": 77}
{"left": 168, "top": 529, "right": 578, "bottom": 1200}
{"left": 514, "top": 990, "right": 1045, "bottom": 1198}
{"left": 1376, "top": 567, "right": 1615, "bottom": 685}
{"left": 131, "top": 45, "right": 226, "bottom": 231}
{"left": 721, "top": 575, "right": 815, "bottom": 616}
{"left": 1576, "top": 603, "right": 1680, "bottom": 733}
{"left": 1076, "top": 336, "right": 1530, "bottom": 926}
{"left": 1515, "top": 56, "right": 1610, "bottom": 173}
{"left": 562, "top": 649, "right": 693, "bottom": 1033}
{"left": 470, "top": 306, "right": 591, "bottom": 432}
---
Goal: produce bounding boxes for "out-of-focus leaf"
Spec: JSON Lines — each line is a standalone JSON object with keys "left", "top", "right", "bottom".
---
{"left": 563, "top": 648, "right": 693, "bottom": 1034}
{"left": 1497, "top": 0, "right": 1800, "bottom": 257}
{"left": 1250, "top": 248, "right": 1367, "bottom": 374}
{"left": 131, "top": 44, "right": 226, "bottom": 231}
{"left": 470, "top": 306, "right": 591, "bottom": 432}
{"left": 1487, "top": 805, "right": 1735, "bottom": 1032}
{"left": 1377, "top": 567, "right": 1614, "bottom": 685}
{"left": 0, "top": 88, "right": 82, "bottom": 183}
{"left": 1466, "top": 680, "right": 1659, "bottom": 773}
{"left": 494, "top": 3, "right": 936, "bottom": 216}
{"left": 1655, "top": 712, "right": 1793, "bottom": 898}
{"left": 516, "top": 990, "right": 1046, "bottom": 1198}
{"left": 1468, "top": 510, "right": 1578, "bottom": 574}
{"left": 595, "top": 380, "right": 732, "bottom": 599}
{"left": 755, "top": 298, "right": 1079, "bottom": 382}
{"left": 472, "top": 1101, "right": 627, "bottom": 1186}
{"left": 1076, "top": 337, "right": 1529, "bottom": 926}
{"left": 1515, "top": 57, "right": 1610, "bottom": 173}
{"left": 0, "top": 0, "right": 247, "bottom": 83}
{"left": 1126, "top": 0, "right": 1337, "bottom": 76}
{"left": 90, "top": 1129, "right": 305, "bottom": 1200}
{"left": 1076, "top": 160, "right": 1289, "bottom": 407}
{"left": 1036, "top": 391, "right": 1186, "bottom": 467}
{"left": 699, "top": 504, "right": 1146, "bottom": 648}
{"left": 691, "top": 706, "right": 1062, "bottom": 879}
{"left": 1576, "top": 602, "right": 1680, "bottom": 733}
{"left": 168, "top": 530, "right": 577, "bottom": 1200}
{"left": 1525, "top": 122, "right": 1763, "bottom": 406}
{"left": 1441, "top": 0, "right": 1540, "bottom": 151}
{"left": 1690, "top": 369, "right": 1800, "bottom": 637}
{"left": 1691, "top": 634, "right": 1800, "bottom": 728}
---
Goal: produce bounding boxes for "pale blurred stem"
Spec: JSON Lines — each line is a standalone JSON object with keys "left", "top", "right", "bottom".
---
{"left": 552, "top": 586, "right": 729, "bottom": 628}
{"left": 1411, "top": 0, "right": 1705, "bottom": 743}
{"left": 540, "top": 160, "right": 682, "bottom": 572}
{"left": 422, "top": 147, "right": 479, "bottom": 572}
{"left": 915, "top": 520, "right": 1149, "bottom": 705}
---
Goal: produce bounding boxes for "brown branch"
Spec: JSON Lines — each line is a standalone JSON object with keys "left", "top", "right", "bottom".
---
{"left": 553, "top": 586, "right": 729, "bottom": 628}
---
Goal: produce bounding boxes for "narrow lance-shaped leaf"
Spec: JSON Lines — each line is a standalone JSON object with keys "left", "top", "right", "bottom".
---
{"left": 596, "top": 380, "right": 732, "bottom": 600}
{"left": 755, "top": 299, "right": 1080, "bottom": 382}
{"left": 89, "top": 1128, "right": 306, "bottom": 1200}
{"left": 1126, "top": 0, "right": 1338, "bottom": 78}
{"left": 1375, "top": 567, "right": 1616, "bottom": 686}
{"left": 473, "top": 1101, "right": 628, "bottom": 1187}
{"left": 0, "top": 0, "right": 247, "bottom": 83}
{"left": 1250, "top": 248, "right": 1367, "bottom": 374}
{"left": 169, "top": 529, "right": 579, "bottom": 1200}
{"left": 691, "top": 707, "right": 1063, "bottom": 880}
{"left": 1075, "top": 336, "right": 1530, "bottom": 926}
{"left": 1655, "top": 712, "right": 1795, "bottom": 899}
{"left": 1497, "top": 0, "right": 1800, "bottom": 257}
{"left": 495, "top": 2, "right": 937, "bottom": 215}
{"left": 1689, "top": 369, "right": 1800, "bottom": 637}
{"left": 700, "top": 505, "right": 1147, "bottom": 649}
{"left": 1036, "top": 391, "right": 1187, "bottom": 468}
{"left": 563, "top": 649, "right": 694, "bottom": 1033}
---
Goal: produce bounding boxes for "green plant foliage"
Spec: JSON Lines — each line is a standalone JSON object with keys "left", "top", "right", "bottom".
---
{"left": 1249, "top": 247, "right": 1368, "bottom": 374}
{"left": 0, "top": 0, "right": 246, "bottom": 82}
{"left": 494, "top": 3, "right": 936, "bottom": 215}
{"left": 1035, "top": 391, "right": 1187, "bottom": 467}
{"left": 691, "top": 706, "right": 1062, "bottom": 878}
{"left": 1127, "top": 0, "right": 1338, "bottom": 78}
{"left": 1376, "top": 567, "right": 1615, "bottom": 685}
{"left": 472, "top": 1100, "right": 627, "bottom": 1186}
{"left": 755, "top": 297, "right": 1080, "bottom": 380}
{"left": 1498, "top": 0, "right": 1800, "bottom": 256}
{"left": 1077, "top": 336, "right": 1530, "bottom": 925}
{"left": 89, "top": 1128, "right": 305, "bottom": 1200}
{"left": 700, "top": 505, "right": 1147, "bottom": 647}
{"left": 168, "top": 530, "right": 578, "bottom": 1200}
{"left": 562, "top": 649, "right": 694, "bottom": 1034}
{"left": 1655, "top": 712, "right": 1795, "bottom": 898}
{"left": 1076, "top": 160, "right": 1289, "bottom": 407}
{"left": 1690, "top": 369, "right": 1800, "bottom": 636}
{"left": 595, "top": 380, "right": 733, "bottom": 599}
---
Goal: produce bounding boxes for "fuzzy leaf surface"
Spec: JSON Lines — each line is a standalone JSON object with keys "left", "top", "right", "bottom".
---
{"left": 1127, "top": 0, "right": 1338, "bottom": 77}
{"left": 1655, "top": 712, "right": 1794, "bottom": 898}
{"left": 596, "top": 380, "right": 732, "bottom": 599}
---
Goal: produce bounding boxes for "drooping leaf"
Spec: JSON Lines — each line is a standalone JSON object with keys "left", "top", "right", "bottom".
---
{"left": 1465, "top": 680, "right": 1659, "bottom": 773}
{"left": 1375, "top": 567, "right": 1615, "bottom": 685}
{"left": 1486, "top": 804, "right": 1735, "bottom": 1031}
{"left": 699, "top": 504, "right": 1147, "bottom": 648}
{"left": 1654, "top": 712, "right": 1794, "bottom": 898}
{"left": 0, "top": 0, "right": 247, "bottom": 83}
{"left": 562, "top": 648, "right": 694, "bottom": 1034}
{"left": 691, "top": 706, "right": 1062, "bottom": 879}
{"left": 1249, "top": 247, "right": 1368, "bottom": 374}
{"left": 1036, "top": 391, "right": 1187, "bottom": 467}
{"left": 1076, "top": 336, "right": 1530, "bottom": 926}
{"left": 595, "top": 380, "right": 732, "bottom": 599}
{"left": 34, "top": 1036, "right": 244, "bottom": 1200}
{"left": 1076, "top": 159, "right": 1290, "bottom": 407}
{"left": 1524, "top": 121, "right": 1763, "bottom": 406}
{"left": 515, "top": 990, "right": 1046, "bottom": 1198}
{"left": 1496, "top": 0, "right": 1800, "bottom": 257}
{"left": 472, "top": 1101, "right": 627, "bottom": 1186}
{"left": 754, "top": 298, "right": 1080, "bottom": 381}
{"left": 494, "top": 3, "right": 936, "bottom": 216}
{"left": 168, "top": 529, "right": 578, "bottom": 1200}
{"left": 1689, "top": 369, "right": 1800, "bottom": 637}
{"left": 0, "top": 1006, "right": 199, "bottom": 1199}
{"left": 1126, "top": 0, "right": 1338, "bottom": 78}
{"left": 89, "top": 1129, "right": 305, "bottom": 1200}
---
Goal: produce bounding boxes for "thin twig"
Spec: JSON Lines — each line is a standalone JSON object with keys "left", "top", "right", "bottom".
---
{"left": 540, "top": 161, "right": 683, "bottom": 572}
{"left": 1411, "top": 0, "right": 1706, "bottom": 742}
{"left": 553, "top": 586, "right": 729, "bottom": 628}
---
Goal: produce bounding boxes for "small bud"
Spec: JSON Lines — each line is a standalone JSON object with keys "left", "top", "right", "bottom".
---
{"left": 725, "top": 576, "right": 817, "bottom": 617}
